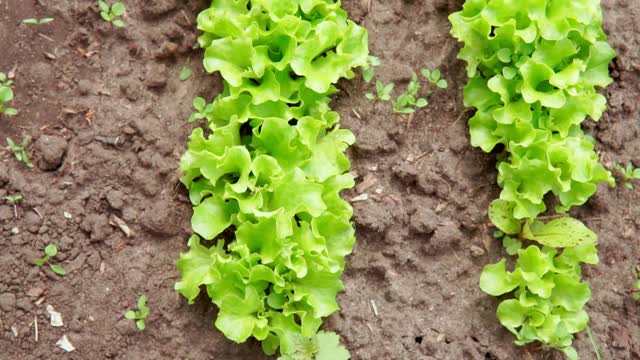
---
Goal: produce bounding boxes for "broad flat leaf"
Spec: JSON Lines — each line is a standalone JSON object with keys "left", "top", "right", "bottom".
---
{"left": 136, "top": 319, "right": 145, "bottom": 330}
{"left": 49, "top": 264, "right": 66, "bottom": 276}
{"left": 479, "top": 259, "right": 520, "bottom": 296}
{"left": 488, "top": 199, "right": 521, "bottom": 234}
{"left": 124, "top": 310, "right": 136, "bottom": 320}
{"left": 112, "top": 3, "right": 126, "bottom": 16}
{"left": 180, "top": 65, "right": 192, "bottom": 81}
{"left": 44, "top": 243, "right": 57, "bottom": 257}
{"left": 112, "top": 19, "right": 125, "bottom": 27}
{"left": 522, "top": 217, "right": 597, "bottom": 248}
{"left": 191, "top": 196, "right": 233, "bottom": 240}
{"left": 497, "top": 299, "right": 526, "bottom": 329}
{"left": 316, "top": 331, "right": 350, "bottom": 360}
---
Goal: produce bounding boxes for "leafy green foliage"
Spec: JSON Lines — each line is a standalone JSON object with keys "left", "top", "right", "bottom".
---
{"left": 179, "top": 65, "right": 192, "bottom": 81}
{"left": 450, "top": 0, "right": 615, "bottom": 220}
{"left": 176, "top": 1, "right": 368, "bottom": 357}
{"left": 522, "top": 218, "right": 597, "bottom": 248}
{"left": 22, "top": 17, "right": 54, "bottom": 25}
{"left": 125, "top": 295, "right": 149, "bottom": 330}
{"left": 277, "top": 331, "right": 350, "bottom": 360}
{"left": 98, "top": 0, "right": 125, "bottom": 27}
{"left": 365, "top": 68, "right": 447, "bottom": 114}
{"left": 480, "top": 243, "right": 598, "bottom": 358}
{"left": 613, "top": 161, "right": 640, "bottom": 189}
{"left": 0, "top": 72, "right": 17, "bottom": 116}
{"left": 34, "top": 244, "right": 66, "bottom": 276}
{"left": 6, "top": 136, "right": 33, "bottom": 168}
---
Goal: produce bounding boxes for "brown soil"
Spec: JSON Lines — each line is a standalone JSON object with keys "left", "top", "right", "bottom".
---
{"left": 1, "top": 0, "right": 639, "bottom": 359}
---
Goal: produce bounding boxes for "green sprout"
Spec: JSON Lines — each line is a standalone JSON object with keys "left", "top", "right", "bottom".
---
{"left": 4, "top": 194, "right": 23, "bottom": 218}
{"left": 632, "top": 266, "right": 640, "bottom": 301}
{"left": 362, "top": 56, "right": 381, "bottom": 83}
{"left": 98, "top": 0, "right": 126, "bottom": 27}
{"left": 179, "top": 65, "right": 192, "bottom": 81}
{"left": 366, "top": 80, "right": 394, "bottom": 101}
{"left": 391, "top": 72, "right": 429, "bottom": 114}
{"left": 125, "top": 295, "right": 149, "bottom": 330}
{"left": 421, "top": 68, "right": 448, "bottom": 90}
{"left": 34, "top": 244, "right": 66, "bottom": 276}
{"left": 613, "top": 161, "right": 640, "bottom": 189}
{"left": 0, "top": 72, "right": 17, "bottom": 117}
{"left": 22, "top": 17, "right": 54, "bottom": 25}
{"left": 277, "top": 331, "right": 349, "bottom": 360}
{"left": 6, "top": 136, "right": 33, "bottom": 168}
{"left": 365, "top": 68, "right": 447, "bottom": 114}
{"left": 188, "top": 97, "right": 213, "bottom": 123}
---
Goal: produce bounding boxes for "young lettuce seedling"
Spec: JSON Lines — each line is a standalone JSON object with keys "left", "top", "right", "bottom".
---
{"left": 34, "top": 244, "right": 66, "bottom": 276}
{"left": 613, "top": 161, "right": 640, "bottom": 189}
{"left": 22, "top": 17, "right": 54, "bottom": 25}
{"left": 6, "top": 136, "right": 33, "bottom": 168}
{"left": 0, "top": 72, "right": 17, "bottom": 117}
{"left": 125, "top": 295, "right": 149, "bottom": 330}
{"left": 98, "top": 0, "right": 125, "bottom": 27}
{"left": 392, "top": 72, "right": 429, "bottom": 114}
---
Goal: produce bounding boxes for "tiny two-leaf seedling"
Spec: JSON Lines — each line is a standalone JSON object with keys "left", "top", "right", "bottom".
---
{"left": 34, "top": 244, "right": 66, "bottom": 276}
{"left": 188, "top": 97, "right": 213, "bottom": 123}
{"left": 22, "top": 17, "right": 54, "bottom": 25}
{"left": 0, "top": 72, "right": 17, "bottom": 116}
{"left": 125, "top": 295, "right": 149, "bottom": 330}
{"left": 6, "top": 136, "right": 34, "bottom": 168}
{"left": 421, "top": 68, "right": 448, "bottom": 90}
{"left": 4, "top": 194, "right": 23, "bottom": 218}
{"left": 613, "top": 161, "right": 640, "bottom": 189}
{"left": 98, "top": 0, "right": 126, "bottom": 27}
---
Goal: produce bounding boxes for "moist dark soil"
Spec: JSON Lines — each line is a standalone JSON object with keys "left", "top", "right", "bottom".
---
{"left": 1, "top": 0, "right": 639, "bottom": 359}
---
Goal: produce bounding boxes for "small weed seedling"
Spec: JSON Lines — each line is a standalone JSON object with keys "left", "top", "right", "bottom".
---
{"left": 22, "top": 17, "right": 54, "bottom": 25}
{"left": 632, "top": 266, "right": 640, "bottom": 301}
{"left": 365, "top": 80, "right": 394, "bottom": 101}
{"left": 188, "top": 97, "right": 213, "bottom": 123}
{"left": 125, "top": 295, "right": 149, "bottom": 330}
{"left": 4, "top": 194, "right": 23, "bottom": 218}
{"left": 179, "top": 65, "right": 192, "bottom": 81}
{"left": 421, "top": 68, "right": 448, "bottom": 91}
{"left": 0, "top": 72, "right": 17, "bottom": 116}
{"left": 613, "top": 161, "right": 640, "bottom": 189}
{"left": 391, "top": 72, "right": 429, "bottom": 114}
{"left": 34, "top": 244, "right": 66, "bottom": 276}
{"left": 365, "top": 67, "right": 448, "bottom": 114}
{"left": 6, "top": 136, "right": 33, "bottom": 168}
{"left": 362, "top": 56, "right": 381, "bottom": 83}
{"left": 98, "top": 0, "right": 126, "bottom": 27}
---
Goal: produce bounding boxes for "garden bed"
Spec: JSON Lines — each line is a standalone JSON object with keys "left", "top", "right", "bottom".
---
{"left": 0, "top": 0, "right": 639, "bottom": 359}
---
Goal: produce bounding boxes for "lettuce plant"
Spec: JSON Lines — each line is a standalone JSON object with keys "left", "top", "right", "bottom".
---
{"left": 0, "top": 72, "right": 17, "bottom": 116}
{"left": 175, "top": 1, "right": 368, "bottom": 358}
{"left": 450, "top": 1, "right": 615, "bottom": 358}
{"left": 450, "top": 0, "right": 615, "bottom": 221}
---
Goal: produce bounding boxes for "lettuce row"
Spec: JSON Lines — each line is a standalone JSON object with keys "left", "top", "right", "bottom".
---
{"left": 450, "top": 0, "right": 615, "bottom": 220}
{"left": 175, "top": 0, "right": 368, "bottom": 357}
{"left": 450, "top": 1, "right": 615, "bottom": 358}
{"left": 480, "top": 244, "right": 598, "bottom": 360}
